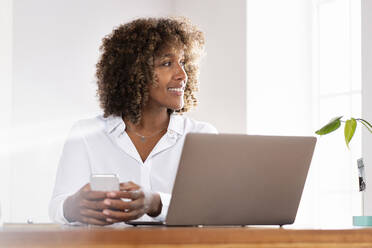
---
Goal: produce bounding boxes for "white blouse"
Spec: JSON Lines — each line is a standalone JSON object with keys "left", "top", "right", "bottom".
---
{"left": 49, "top": 113, "right": 218, "bottom": 224}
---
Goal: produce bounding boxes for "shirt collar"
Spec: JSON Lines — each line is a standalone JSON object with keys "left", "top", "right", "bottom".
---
{"left": 105, "top": 115, "right": 126, "bottom": 134}
{"left": 104, "top": 113, "right": 184, "bottom": 135}
{"left": 167, "top": 113, "right": 184, "bottom": 135}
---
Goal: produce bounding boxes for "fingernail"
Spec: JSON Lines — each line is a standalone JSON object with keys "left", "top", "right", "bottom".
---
{"left": 104, "top": 199, "right": 111, "bottom": 205}
{"left": 103, "top": 209, "right": 110, "bottom": 215}
{"left": 106, "top": 218, "right": 113, "bottom": 222}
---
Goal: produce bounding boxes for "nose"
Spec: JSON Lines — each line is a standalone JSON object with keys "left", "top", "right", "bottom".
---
{"left": 174, "top": 63, "right": 187, "bottom": 82}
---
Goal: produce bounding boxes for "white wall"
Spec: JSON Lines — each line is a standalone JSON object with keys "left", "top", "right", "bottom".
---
{"left": 8, "top": 0, "right": 172, "bottom": 223}
{"left": 362, "top": 0, "right": 372, "bottom": 215}
{"left": 173, "top": 0, "right": 247, "bottom": 133}
{"left": 246, "top": 0, "right": 312, "bottom": 136}
{"left": 0, "top": 0, "right": 13, "bottom": 223}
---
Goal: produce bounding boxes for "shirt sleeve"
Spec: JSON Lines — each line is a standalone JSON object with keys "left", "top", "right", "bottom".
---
{"left": 49, "top": 122, "right": 91, "bottom": 224}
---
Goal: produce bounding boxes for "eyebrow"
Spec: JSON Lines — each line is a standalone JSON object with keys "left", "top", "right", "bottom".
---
{"left": 160, "top": 53, "right": 173, "bottom": 58}
{"left": 158, "top": 53, "right": 185, "bottom": 59}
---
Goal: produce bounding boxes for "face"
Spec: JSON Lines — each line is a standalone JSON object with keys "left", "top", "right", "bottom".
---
{"left": 147, "top": 48, "right": 187, "bottom": 111}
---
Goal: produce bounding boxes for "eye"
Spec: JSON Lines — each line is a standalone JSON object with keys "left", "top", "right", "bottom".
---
{"left": 162, "top": 61, "right": 171, "bottom": 67}
{"left": 180, "top": 61, "right": 186, "bottom": 67}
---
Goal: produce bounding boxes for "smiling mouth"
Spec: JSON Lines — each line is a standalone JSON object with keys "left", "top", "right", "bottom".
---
{"left": 167, "top": 87, "right": 185, "bottom": 92}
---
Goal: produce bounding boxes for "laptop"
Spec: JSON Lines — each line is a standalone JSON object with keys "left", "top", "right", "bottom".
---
{"left": 128, "top": 133, "right": 316, "bottom": 226}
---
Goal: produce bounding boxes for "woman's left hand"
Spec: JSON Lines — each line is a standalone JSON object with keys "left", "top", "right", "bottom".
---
{"left": 102, "top": 181, "right": 162, "bottom": 223}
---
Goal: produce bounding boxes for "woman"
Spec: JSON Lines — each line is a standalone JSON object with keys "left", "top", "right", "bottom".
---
{"left": 49, "top": 17, "right": 217, "bottom": 225}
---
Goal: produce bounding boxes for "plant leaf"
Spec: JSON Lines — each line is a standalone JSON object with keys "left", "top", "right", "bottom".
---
{"left": 344, "top": 118, "right": 357, "bottom": 148}
{"left": 358, "top": 119, "right": 372, "bottom": 134}
{"left": 315, "top": 116, "right": 343, "bottom": 135}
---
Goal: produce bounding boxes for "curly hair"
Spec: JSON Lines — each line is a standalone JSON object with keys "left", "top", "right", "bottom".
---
{"left": 96, "top": 17, "right": 205, "bottom": 124}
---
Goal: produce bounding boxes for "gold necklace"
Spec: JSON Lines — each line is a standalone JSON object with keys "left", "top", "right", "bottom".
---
{"left": 126, "top": 126, "right": 167, "bottom": 142}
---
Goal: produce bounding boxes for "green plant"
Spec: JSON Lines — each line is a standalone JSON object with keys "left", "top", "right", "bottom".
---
{"left": 315, "top": 117, "right": 372, "bottom": 148}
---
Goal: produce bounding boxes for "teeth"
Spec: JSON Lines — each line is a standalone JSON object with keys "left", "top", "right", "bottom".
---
{"left": 168, "top": 88, "right": 184, "bottom": 92}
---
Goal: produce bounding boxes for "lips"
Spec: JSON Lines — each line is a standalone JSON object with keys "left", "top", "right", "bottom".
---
{"left": 167, "top": 87, "right": 184, "bottom": 92}
{"left": 168, "top": 83, "right": 185, "bottom": 91}
{"left": 167, "top": 86, "right": 185, "bottom": 96}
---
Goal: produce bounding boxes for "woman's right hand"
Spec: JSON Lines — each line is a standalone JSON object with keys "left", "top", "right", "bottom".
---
{"left": 63, "top": 183, "right": 111, "bottom": 225}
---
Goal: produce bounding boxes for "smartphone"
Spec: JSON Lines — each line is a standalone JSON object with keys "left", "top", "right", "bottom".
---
{"left": 90, "top": 174, "right": 120, "bottom": 191}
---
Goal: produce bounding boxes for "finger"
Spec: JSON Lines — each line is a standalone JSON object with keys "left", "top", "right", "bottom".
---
{"left": 120, "top": 181, "right": 140, "bottom": 191}
{"left": 119, "top": 182, "right": 135, "bottom": 188}
{"left": 128, "top": 190, "right": 144, "bottom": 200}
{"left": 106, "top": 190, "right": 144, "bottom": 201}
{"left": 80, "top": 183, "right": 108, "bottom": 200}
{"left": 128, "top": 198, "right": 145, "bottom": 210}
{"left": 80, "top": 208, "right": 108, "bottom": 221}
{"left": 120, "top": 181, "right": 137, "bottom": 187}
{"left": 82, "top": 190, "right": 107, "bottom": 200}
{"left": 105, "top": 217, "right": 121, "bottom": 224}
{"left": 81, "top": 216, "right": 110, "bottom": 226}
{"left": 106, "top": 190, "right": 132, "bottom": 199}
{"left": 80, "top": 199, "right": 107, "bottom": 210}
{"left": 103, "top": 198, "right": 133, "bottom": 211}
{"left": 102, "top": 208, "right": 145, "bottom": 222}
{"left": 119, "top": 185, "right": 138, "bottom": 191}
{"left": 81, "top": 183, "right": 91, "bottom": 192}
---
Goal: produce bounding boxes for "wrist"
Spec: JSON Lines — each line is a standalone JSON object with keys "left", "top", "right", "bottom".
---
{"left": 147, "top": 192, "right": 162, "bottom": 217}
{"left": 63, "top": 195, "right": 76, "bottom": 223}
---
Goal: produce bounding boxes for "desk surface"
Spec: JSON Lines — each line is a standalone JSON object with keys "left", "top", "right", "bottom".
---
{"left": 1, "top": 224, "right": 372, "bottom": 248}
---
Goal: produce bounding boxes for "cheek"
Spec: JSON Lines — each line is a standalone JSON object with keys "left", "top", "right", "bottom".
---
{"left": 148, "top": 77, "right": 163, "bottom": 97}
{"left": 148, "top": 81, "right": 165, "bottom": 99}
{"left": 152, "top": 73, "right": 160, "bottom": 87}
{"left": 154, "top": 69, "right": 172, "bottom": 84}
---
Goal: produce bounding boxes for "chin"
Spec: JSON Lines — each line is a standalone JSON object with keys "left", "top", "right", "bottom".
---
{"left": 168, "top": 102, "right": 184, "bottom": 111}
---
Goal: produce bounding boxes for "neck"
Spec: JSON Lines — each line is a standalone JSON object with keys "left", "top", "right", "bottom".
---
{"left": 124, "top": 107, "right": 170, "bottom": 133}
